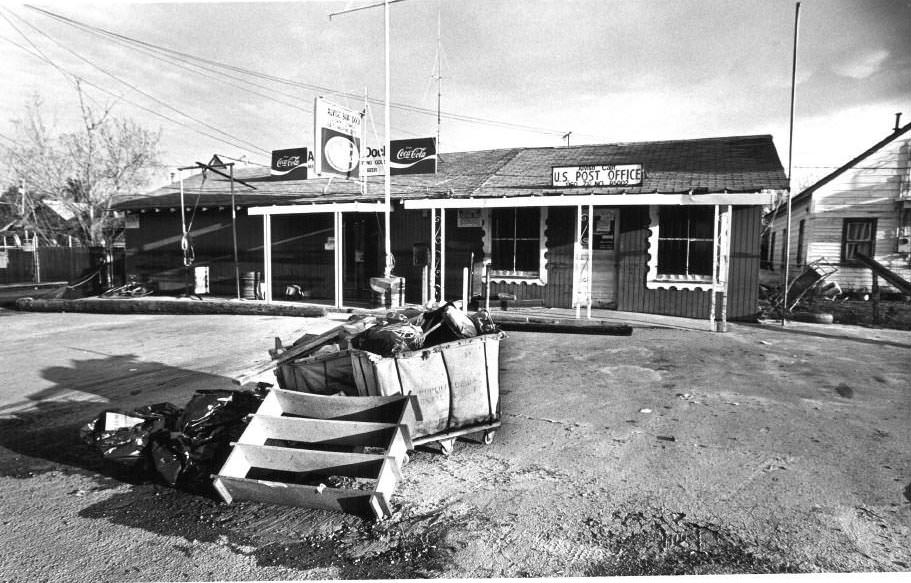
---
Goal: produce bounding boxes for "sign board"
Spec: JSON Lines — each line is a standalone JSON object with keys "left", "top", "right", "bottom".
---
{"left": 360, "top": 137, "right": 438, "bottom": 176}
{"left": 572, "top": 247, "right": 591, "bottom": 308}
{"left": 271, "top": 147, "right": 311, "bottom": 180}
{"left": 592, "top": 207, "right": 616, "bottom": 250}
{"left": 552, "top": 164, "right": 643, "bottom": 188}
{"left": 390, "top": 137, "right": 437, "bottom": 175}
{"left": 361, "top": 145, "right": 385, "bottom": 177}
{"left": 457, "top": 208, "right": 482, "bottom": 228}
{"left": 314, "top": 97, "right": 362, "bottom": 179}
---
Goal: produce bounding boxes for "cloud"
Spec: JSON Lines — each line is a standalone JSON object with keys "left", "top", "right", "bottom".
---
{"left": 831, "top": 48, "right": 890, "bottom": 79}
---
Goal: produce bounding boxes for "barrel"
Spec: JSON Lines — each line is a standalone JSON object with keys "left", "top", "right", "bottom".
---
{"left": 241, "top": 271, "right": 259, "bottom": 300}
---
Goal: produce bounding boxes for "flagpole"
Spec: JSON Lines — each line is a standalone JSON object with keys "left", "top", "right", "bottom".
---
{"left": 782, "top": 2, "right": 800, "bottom": 325}
{"left": 383, "top": 0, "right": 393, "bottom": 277}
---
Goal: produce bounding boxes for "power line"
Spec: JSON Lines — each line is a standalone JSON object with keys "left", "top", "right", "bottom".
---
{"left": 5, "top": 8, "right": 270, "bottom": 156}
{"left": 27, "top": 5, "right": 597, "bottom": 140}
{"left": 0, "top": 27, "right": 272, "bottom": 162}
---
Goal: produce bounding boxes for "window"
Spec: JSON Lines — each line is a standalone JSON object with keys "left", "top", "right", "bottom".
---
{"left": 780, "top": 229, "right": 787, "bottom": 269}
{"left": 489, "top": 207, "right": 542, "bottom": 278}
{"left": 655, "top": 206, "right": 714, "bottom": 279}
{"left": 841, "top": 218, "right": 876, "bottom": 263}
{"left": 796, "top": 219, "right": 806, "bottom": 267}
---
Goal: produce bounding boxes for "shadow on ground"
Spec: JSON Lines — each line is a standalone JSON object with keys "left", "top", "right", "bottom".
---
{"left": 0, "top": 353, "right": 228, "bottom": 482}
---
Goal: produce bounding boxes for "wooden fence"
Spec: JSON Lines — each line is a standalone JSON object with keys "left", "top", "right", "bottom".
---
{"left": 0, "top": 247, "right": 115, "bottom": 285}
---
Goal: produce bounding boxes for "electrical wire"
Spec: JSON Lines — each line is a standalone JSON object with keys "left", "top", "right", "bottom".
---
{"left": 26, "top": 5, "right": 597, "bottom": 139}
{"left": 0, "top": 29, "right": 272, "bottom": 163}
{"left": 5, "top": 9, "right": 270, "bottom": 156}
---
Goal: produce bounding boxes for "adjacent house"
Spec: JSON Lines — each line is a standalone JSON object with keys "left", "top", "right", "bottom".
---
{"left": 765, "top": 119, "right": 911, "bottom": 293}
{"left": 112, "top": 134, "right": 788, "bottom": 324}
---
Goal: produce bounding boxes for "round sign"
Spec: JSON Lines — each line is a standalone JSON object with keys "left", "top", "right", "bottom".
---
{"left": 324, "top": 136, "right": 359, "bottom": 173}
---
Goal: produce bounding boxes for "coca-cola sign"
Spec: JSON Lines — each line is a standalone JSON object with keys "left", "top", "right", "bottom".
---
{"left": 390, "top": 137, "right": 436, "bottom": 175}
{"left": 270, "top": 147, "right": 310, "bottom": 180}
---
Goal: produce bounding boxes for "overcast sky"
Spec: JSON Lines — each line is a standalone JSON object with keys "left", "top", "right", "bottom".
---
{"left": 0, "top": 0, "right": 909, "bottom": 190}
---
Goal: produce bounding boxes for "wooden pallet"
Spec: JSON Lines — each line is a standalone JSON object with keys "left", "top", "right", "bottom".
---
{"left": 213, "top": 389, "right": 417, "bottom": 520}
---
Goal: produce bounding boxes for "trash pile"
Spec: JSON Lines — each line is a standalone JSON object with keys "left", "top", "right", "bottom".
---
{"left": 82, "top": 303, "right": 506, "bottom": 518}
{"left": 81, "top": 386, "right": 268, "bottom": 493}
{"left": 295, "top": 302, "right": 499, "bottom": 359}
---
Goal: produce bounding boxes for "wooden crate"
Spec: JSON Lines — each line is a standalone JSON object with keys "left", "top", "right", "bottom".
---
{"left": 213, "top": 390, "right": 416, "bottom": 520}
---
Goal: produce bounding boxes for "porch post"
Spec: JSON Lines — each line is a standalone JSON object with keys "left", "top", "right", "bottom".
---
{"left": 574, "top": 204, "right": 582, "bottom": 319}
{"left": 430, "top": 207, "right": 437, "bottom": 302}
{"left": 710, "top": 205, "right": 718, "bottom": 331}
{"left": 720, "top": 205, "right": 732, "bottom": 331}
{"left": 440, "top": 207, "right": 446, "bottom": 301}
{"left": 587, "top": 203, "right": 594, "bottom": 319}
{"left": 262, "top": 213, "right": 272, "bottom": 303}
{"left": 334, "top": 211, "right": 343, "bottom": 308}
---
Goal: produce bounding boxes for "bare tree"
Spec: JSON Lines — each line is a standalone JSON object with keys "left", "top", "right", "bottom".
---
{"left": 3, "top": 86, "right": 160, "bottom": 246}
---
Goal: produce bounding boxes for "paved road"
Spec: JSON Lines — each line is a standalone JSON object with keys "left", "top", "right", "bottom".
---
{"left": 0, "top": 309, "right": 909, "bottom": 581}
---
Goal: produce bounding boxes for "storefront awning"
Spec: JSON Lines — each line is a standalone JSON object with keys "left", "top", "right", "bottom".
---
{"left": 403, "top": 192, "right": 776, "bottom": 209}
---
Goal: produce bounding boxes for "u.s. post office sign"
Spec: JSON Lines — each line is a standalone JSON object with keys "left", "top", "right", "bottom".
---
{"left": 552, "top": 164, "right": 643, "bottom": 187}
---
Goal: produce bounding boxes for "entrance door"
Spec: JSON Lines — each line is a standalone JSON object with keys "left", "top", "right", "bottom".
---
{"left": 589, "top": 207, "right": 618, "bottom": 307}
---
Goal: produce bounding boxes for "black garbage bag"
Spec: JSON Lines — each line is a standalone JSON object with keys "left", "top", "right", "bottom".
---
{"left": 350, "top": 321, "right": 424, "bottom": 356}
{"left": 422, "top": 303, "right": 480, "bottom": 347}
{"left": 149, "top": 432, "right": 190, "bottom": 487}
{"left": 80, "top": 402, "right": 181, "bottom": 468}
{"left": 167, "top": 387, "right": 268, "bottom": 489}
{"left": 469, "top": 310, "right": 500, "bottom": 336}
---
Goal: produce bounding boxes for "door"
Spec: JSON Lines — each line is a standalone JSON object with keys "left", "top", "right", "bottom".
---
{"left": 589, "top": 207, "right": 618, "bottom": 307}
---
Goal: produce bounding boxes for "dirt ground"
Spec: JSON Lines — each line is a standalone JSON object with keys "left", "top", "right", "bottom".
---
{"left": 0, "top": 309, "right": 909, "bottom": 581}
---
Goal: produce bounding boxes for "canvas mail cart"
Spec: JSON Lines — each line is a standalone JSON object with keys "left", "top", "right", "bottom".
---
{"left": 277, "top": 332, "right": 505, "bottom": 455}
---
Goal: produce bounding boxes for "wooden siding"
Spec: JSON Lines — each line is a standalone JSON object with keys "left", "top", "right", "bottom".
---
{"left": 617, "top": 206, "right": 760, "bottom": 321}
{"left": 770, "top": 133, "right": 911, "bottom": 292}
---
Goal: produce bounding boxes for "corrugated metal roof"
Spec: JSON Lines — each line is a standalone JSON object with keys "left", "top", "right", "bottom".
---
{"left": 112, "top": 135, "right": 787, "bottom": 210}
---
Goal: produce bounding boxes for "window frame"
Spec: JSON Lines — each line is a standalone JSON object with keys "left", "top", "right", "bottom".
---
{"left": 840, "top": 217, "right": 876, "bottom": 264}
{"left": 646, "top": 205, "right": 717, "bottom": 290}
{"left": 483, "top": 207, "right": 548, "bottom": 285}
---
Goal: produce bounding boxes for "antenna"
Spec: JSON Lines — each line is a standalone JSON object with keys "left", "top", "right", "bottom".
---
{"left": 562, "top": 131, "right": 572, "bottom": 146}
{"left": 434, "top": 0, "right": 442, "bottom": 151}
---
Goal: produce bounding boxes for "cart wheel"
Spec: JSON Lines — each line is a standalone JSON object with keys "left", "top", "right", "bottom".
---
{"left": 482, "top": 430, "right": 496, "bottom": 445}
{"left": 439, "top": 438, "right": 455, "bottom": 456}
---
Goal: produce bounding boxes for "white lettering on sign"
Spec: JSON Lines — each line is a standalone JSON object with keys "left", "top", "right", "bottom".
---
{"left": 552, "top": 164, "right": 643, "bottom": 187}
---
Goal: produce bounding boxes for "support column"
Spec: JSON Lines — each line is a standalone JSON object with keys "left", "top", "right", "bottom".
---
{"left": 262, "top": 214, "right": 272, "bottom": 303}
{"left": 440, "top": 207, "right": 446, "bottom": 301}
{"left": 334, "top": 211, "right": 344, "bottom": 308}
{"left": 430, "top": 208, "right": 437, "bottom": 302}
{"left": 587, "top": 203, "right": 593, "bottom": 319}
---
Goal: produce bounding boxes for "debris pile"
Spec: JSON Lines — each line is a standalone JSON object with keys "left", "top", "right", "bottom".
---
{"left": 82, "top": 304, "right": 507, "bottom": 518}
{"left": 81, "top": 386, "right": 268, "bottom": 493}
